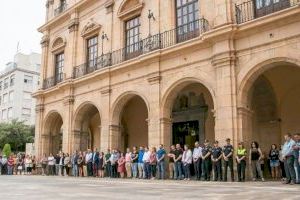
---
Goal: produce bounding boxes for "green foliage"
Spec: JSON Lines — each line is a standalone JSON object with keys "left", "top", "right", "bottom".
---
{"left": 2, "top": 143, "right": 11, "bottom": 157}
{"left": 0, "top": 119, "right": 34, "bottom": 152}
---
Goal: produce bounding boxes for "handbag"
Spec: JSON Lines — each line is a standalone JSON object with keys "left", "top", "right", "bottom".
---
{"left": 18, "top": 166, "right": 23, "bottom": 170}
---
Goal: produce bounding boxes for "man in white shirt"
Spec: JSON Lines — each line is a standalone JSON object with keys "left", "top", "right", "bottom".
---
{"left": 48, "top": 153, "right": 55, "bottom": 176}
{"left": 85, "top": 149, "right": 93, "bottom": 177}
{"left": 193, "top": 141, "right": 202, "bottom": 180}
{"left": 142, "top": 147, "right": 151, "bottom": 179}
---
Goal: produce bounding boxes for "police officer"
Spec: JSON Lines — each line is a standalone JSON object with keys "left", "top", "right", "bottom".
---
{"left": 223, "top": 138, "right": 234, "bottom": 182}
{"left": 211, "top": 141, "right": 223, "bottom": 181}
{"left": 201, "top": 139, "right": 212, "bottom": 181}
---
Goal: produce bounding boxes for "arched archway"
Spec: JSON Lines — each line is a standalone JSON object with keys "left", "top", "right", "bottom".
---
{"left": 239, "top": 61, "right": 300, "bottom": 152}
{"left": 162, "top": 79, "right": 215, "bottom": 148}
{"left": 111, "top": 93, "right": 149, "bottom": 151}
{"left": 73, "top": 103, "right": 101, "bottom": 151}
{"left": 43, "top": 111, "right": 63, "bottom": 155}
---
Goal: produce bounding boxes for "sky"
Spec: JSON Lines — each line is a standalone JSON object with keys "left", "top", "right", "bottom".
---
{"left": 0, "top": 0, "right": 46, "bottom": 70}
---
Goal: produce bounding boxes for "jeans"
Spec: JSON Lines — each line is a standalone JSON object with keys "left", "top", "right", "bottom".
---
{"left": 132, "top": 163, "right": 138, "bottom": 178}
{"left": 294, "top": 158, "right": 300, "bottom": 183}
{"left": 157, "top": 161, "right": 165, "bottom": 179}
{"left": 138, "top": 163, "right": 144, "bottom": 178}
{"left": 7, "top": 166, "right": 13, "bottom": 175}
{"left": 251, "top": 160, "right": 263, "bottom": 179}
{"left": 59, "top": 165, "right": 64, "bottom": 176}
{"left": 48, "top": 165, "right": 55, "bottom": 176}
{"left": 150, "top": 164, "right": 157, "bottom": 178}
{"left": 193, "top": 159, "right": 202, "bottom": 180}
{"left": 237, "top": 160, "right": 246, "bottom": 181}
{"left": 72, "top": 164, "right": 78, "bottom": 177}
{"left": 284, "top": 156, "right": 296, "bottom": 183}
{"left": 213, "top": 160, "right": 222, "bottom": 181}
{"left": 106, "top": 162, "right": 111, "bottom": 177}
{"left": 55, "top": 164, "right": 60, "bottom": 175}
{"left": 224, "top": 158, "right": 234, "bottom": 181}
{"left": 174, "top": 161, "right": 182, "bottom": 180}
{"left": 144, "top": 162, "right": 151, "bottom": 179}
{"left": 183, "top": 164, "right": 191, "bottom": 179}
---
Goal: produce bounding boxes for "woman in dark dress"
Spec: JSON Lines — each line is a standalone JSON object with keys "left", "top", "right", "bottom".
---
{"left": 98, "top": 152, "right": 105, "bottom": 178}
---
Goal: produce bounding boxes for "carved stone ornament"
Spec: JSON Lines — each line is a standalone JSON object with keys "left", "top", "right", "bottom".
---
{"left": 68, "top": 18, "right": 79, "bottom": 33}
{"left": 51, "top": 36, "right": 66, "bottom": 52}
{"left": 118, "top": 0, "right": 144, "bottom": 20}
{"left": 40, "top": 35, "right": 50, "bottom": 48}
{"left": 35, "top": 104, "right": 45, "bottom": 113}
{"left": 81, "top": 19, "right": 101, "bottom": 38}
{"left": 105, "top": 0, "right": 115, "bottom": 13}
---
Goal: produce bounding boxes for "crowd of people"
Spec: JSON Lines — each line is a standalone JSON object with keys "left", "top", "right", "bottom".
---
{"left": 0, "top": 133, "right": 299, "bottom": 185}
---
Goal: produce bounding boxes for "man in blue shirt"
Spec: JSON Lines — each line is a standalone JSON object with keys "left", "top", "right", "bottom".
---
{"left": 282, "top": 133, "right": 296, "bottom": 184}
{"left": 293, "top": 133, "right": 300, "bottom": 183}
{"left": 138, "top": 146, "right": 145, "bottom": 179}
{"left": 156, "top": 144, "right": 166, "bottom": 179}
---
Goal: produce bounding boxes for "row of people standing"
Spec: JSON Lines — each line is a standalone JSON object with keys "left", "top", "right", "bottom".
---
{"left": 0, "top": 154, "right": 36, "bottom": 175}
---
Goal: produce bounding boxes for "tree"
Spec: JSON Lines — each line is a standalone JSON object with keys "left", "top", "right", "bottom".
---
{"left": 2, "top": 143, "right": 11, "bottom": 157}
{"left": 0, "top": 119, "right": 34, "bottom": 152}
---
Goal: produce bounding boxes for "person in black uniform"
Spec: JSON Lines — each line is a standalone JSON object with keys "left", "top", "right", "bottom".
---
{"left": 211, "top": 141, "right": 223, "bottom": 181}
{"left": 223, "top": 138, "right": 234, "bottom": 182}
{"left": 201, "top": 139, "right": 212, "bottom": 181}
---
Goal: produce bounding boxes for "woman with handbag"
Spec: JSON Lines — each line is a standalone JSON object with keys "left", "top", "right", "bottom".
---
{"left": 64, "top": 153, "right": 71, "bottom": 176}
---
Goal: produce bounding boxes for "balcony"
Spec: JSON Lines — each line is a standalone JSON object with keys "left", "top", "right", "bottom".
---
{"left": 54, "top": 3, "right": 67, "bottom": 16}
{"left": 73, "top": 18, "right": 209, "bottom": 79}
{"left": 43, "top": 73, "right": 64, "bottom": 90}
{"left": 236, "top": 0, "right": 299, "bottom": 24}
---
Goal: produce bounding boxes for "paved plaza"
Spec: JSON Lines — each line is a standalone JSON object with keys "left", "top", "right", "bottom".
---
{"left": 0, "top": 176, "right": 299, "bottom": 200}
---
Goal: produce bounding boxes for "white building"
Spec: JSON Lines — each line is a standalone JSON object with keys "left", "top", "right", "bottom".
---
{"left": 0, "top": 53, "right": 41, "bottom": 125}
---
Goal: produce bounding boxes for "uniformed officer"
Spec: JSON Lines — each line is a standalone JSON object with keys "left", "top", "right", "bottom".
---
{"left": 211, "top": 141, "right": 223, "bottom": 181}
{"left": 223, "top": 138, "right": 234, "bottom": 182}
{"left": 201, "top": 139, "right": 212, "bottom": 181}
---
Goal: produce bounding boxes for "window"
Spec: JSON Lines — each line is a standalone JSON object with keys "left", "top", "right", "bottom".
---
{"left": 9, "top": 91, "right": 14, "bottom": 102}
{"left": 254, "top": 0, "right": 291, "bottom": 17}
{"left": 24, "top": 75, "right": 33, "bottom": 84}
{"left": 4, "top": 78, "right": 9, "bottom": 89}
{"left": 55, "top": 52, "right": 64, "bottom": 83}
{"left": 3, "top": 93, "right": 8, "bottom": 104}
{"left": 8, "top": 108, "right": 12, "bottom": 119}
{"left": 2, "top": 109, "right": 7, "bottom": 120}
{"left": 10, "top": 75, "right": 15, "bottom": 86}
{"left": 22, "top": 108, "right": 31, "bottom": 116}
{"left": 87, "top": 36, "right": 98, "bottom": 69}
{"left": 125, "top": 16, "right": 141, "bottom": 54}
{"left": 176, "top": 0, "right": 199, "bottom": 41}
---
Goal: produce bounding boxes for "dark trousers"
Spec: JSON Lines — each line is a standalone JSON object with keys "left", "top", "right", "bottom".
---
{"left": 213, "top": 160, "right": 222, "bottom": 181}
{"left": 150, "top": 164, "right": 156, "bottom": 178}
{"left": 143, "top": 162, "right": 151, "bottom": 179}
{"left": 93, "top": 163, "right": 98, "bottom": 177}
{"left": 106, "top": 162, "right": 111, "bottom": 177}
{"left": 237, "top": 160, "right": 246, "bottom": 181}
{"left": 224, "top": 158, "right": 234, "bottom": 181}
{"left": 48, "top": 165, "right": 55, "bottom": 176}
{"left": 174, "top": 161, "right": 182, "bottom": 180}
{"left": 193, "top": 159, "right": 202, "bottom": 180}
{"left": 87, "top": 162, "right": 93, "bottom": 176}
{"left": 284, "top": 156, "right": 296, "bottom": 183}
{"left": 111, "top": 164, "right": 117, "bottom": 178}
{"left": 184, "top": 164, "right": 191, "bottom": 179}
{"left": 203, "top": 159, "right": 211, "bottom": 181}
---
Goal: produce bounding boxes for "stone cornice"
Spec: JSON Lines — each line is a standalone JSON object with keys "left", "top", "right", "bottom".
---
{"left": 104, "top": 0, "right": 115, "bottom": 13}
{"left": 101, "top": 87, "right": 112, "bottom": 96}
{"left": 68, "top": 18, "right": 80, "bottom": 33}
{"left": 35, "top": 104, "right": 45, "bottom": 113}
{"left": 211, "top": 51, "right": 236, "bottom": 68}
{"left": 40, "top": 35, "right": 50, "bottom": 48}
{"left": 63, "top": 95, "right": 75, "bottom": 105}
{"left": 147, "top": 75, "right": 161, "bottom": 85}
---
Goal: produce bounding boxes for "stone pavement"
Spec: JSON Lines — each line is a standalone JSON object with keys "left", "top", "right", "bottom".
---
{"left": 0, "top": 176, "right": 299, "bottom": 200}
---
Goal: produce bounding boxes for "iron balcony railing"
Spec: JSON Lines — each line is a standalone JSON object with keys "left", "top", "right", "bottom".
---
{"left": 54, "top": 3, "right": 68, "bottom": 16}
{"left": 43, "top": 73, "right": 64, "bottom": 90}
{"left": 236, "top": 0, "right": 299, "bottom": 24}
{"left": 73, "top": 18, "right": 209, "bottom": 79}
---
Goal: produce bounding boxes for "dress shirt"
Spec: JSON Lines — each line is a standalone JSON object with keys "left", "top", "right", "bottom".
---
{"left": 282, "top": 139, "right": 296, "bottom": 157}
{"left": 192, "top": 147, "right": 202, "bottom": 160}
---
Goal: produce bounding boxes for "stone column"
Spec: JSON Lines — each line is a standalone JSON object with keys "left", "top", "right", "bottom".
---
{"left": 212, "top": 0, "right": 234, "bottom": 28}
{"left": 63, "top": 93, "right": 74, "bottom": 153}
{"left": 34, "top": 100, "right": 45, "bottom": 158}
{"left": 40, "top": 32, "right": 50, "bottom": 89}
{"left": 212, "top": 40, "right": 238, "bottom": 147}
{"left": 41, "top": 134, "right": 50, "bottom": 156}
{"left": 237, "top": 106, "right": 254, "bottom": 147}
{"left": 160, "top": 117, "right": 172, "bottom": 148}
{"left": 109, "top": 125, "right": 121, "bottom": 149}
{"left": 100, "top": 88, "right": 111, "bottom": 152}
{"left": 67, "top": 13, "right": 79, "bottom": 79}
{"left": 147, "top": 74, "right": 161, "bottom": 148}
{"left": 72, "top": 130, "right": 81, "bottom": 152}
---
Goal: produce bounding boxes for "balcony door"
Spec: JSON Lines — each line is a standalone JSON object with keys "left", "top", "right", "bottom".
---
{"left": 55, "top": 52, "right": 64, "bottom": 84}
{"left": 254, "top": 0, "right": 290, "bottom": 18}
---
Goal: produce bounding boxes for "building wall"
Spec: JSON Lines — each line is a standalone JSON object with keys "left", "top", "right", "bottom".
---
{"left": 35, "top": 0, "right": 300, "bottom": 158}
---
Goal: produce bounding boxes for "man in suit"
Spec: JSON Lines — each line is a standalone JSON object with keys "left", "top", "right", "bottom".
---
{"left": 71, "top": 150, "right": 79, "bottom": 177}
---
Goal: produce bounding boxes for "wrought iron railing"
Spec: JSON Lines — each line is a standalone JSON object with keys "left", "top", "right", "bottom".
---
{"left": 72, "top": 18, "right": 209, "bottom": 79}
{"left": 54, "top": 3, "right": 68, "bottom": 16}
{"left": 236, "top": 0, "right": 299, "bottom": 24}
{"left": 43, "top": 73, "right": 64, "bottom": 89}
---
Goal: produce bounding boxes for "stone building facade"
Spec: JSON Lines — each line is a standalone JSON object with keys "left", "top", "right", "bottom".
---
{"left": 34, "top": 0, "right": 300, "bottom": 158}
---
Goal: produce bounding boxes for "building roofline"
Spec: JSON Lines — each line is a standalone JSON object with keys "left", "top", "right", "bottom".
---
{"left": 0, "top": 67, "right": 40, "bottom": 79}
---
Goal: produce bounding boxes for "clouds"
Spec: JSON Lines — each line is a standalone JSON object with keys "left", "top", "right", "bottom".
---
{"left": 0, "top": 0, "right": 45, "bottom": 69}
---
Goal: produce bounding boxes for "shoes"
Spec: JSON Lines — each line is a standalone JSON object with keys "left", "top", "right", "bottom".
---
{"left": 252, "top": 178, "right": 256, "bottom": 181}
{"left": 261, "top": 178, "right": 265, "bottom": 182}
{"left": 290, "top": 181, "right": 295, "bottom": 185}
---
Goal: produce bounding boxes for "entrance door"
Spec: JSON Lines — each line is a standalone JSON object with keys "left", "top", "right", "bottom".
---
{"left": 172, "top": 120, "right": 199, "bottom": 147}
